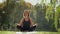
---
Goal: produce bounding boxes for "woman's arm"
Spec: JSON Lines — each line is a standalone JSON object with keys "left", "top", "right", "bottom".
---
{"left": 17, "top": 18, "right": 24, "bottom": 26}
{"left": 30, "top": 18, "right": 38, "bottom": 27}
{"left": 30, "top": 18, "right": 34, "bottom": 27}
{"left": 19, "top": 18, "right": 24, "bottom": 26}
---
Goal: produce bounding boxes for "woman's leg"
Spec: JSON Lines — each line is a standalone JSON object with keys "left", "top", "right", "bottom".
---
{"left": 28, "top": 25, "right": 36, "bottom": 31}
{"left": 17, "top": 25, "right": 24, "bottom": 31}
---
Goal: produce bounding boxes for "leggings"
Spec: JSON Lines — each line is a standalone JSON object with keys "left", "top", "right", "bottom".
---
{"left": 17, "top": 25, "right": 36, "bottom": 31}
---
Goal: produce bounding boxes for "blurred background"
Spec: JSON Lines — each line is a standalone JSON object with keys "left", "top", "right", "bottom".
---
{"left": 0, "top": 0, "right": 60, "bottom": 32}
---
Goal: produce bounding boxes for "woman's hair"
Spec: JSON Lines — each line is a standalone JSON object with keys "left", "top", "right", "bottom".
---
{"left": 23, "top": 9, "right": 30, "bottom": 17}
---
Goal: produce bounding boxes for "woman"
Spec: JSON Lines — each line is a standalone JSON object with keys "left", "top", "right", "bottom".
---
{"left": 17, "top": 9, "right": 37, "bottom": 31}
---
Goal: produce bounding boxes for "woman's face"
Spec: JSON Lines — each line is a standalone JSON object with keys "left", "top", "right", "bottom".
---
{"left": 24, "top": 11, "right": 29, "bottom": 18}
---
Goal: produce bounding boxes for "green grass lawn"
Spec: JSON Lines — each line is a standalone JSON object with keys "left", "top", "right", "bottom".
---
{"left": 0, "top": 28, "right": 60, "bottom": 34}
{"left": 0, "top": 31, "right": 59, "bottom": 34}
{"left": 0, "top": 31, "right": 15, "bottom": 34}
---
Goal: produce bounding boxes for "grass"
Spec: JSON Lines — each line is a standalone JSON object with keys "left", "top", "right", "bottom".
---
{"left": 0, "top": 28, "right": 60, "bottom": 34}
{"left": 0, "top": 31, "right": 58, "bottom": 34}
{"left": 0, "top": 31, "right": 15, "bottom": 34}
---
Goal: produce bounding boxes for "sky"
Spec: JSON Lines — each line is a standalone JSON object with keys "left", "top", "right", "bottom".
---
{"left": 0, "top": 0, "right": 3, "bottom": 3}
{"left": 0, "top": 0, "right": 50, "bottom": 5}
{"left": 24, "top": 0, "right": 42, "bottom": 5}
{"left": 0, "top": 0, "right": 5, "bottom": 3}
{"left": 24, "top": 0, "right": 50, "bottom": 5}
{"left": 0, "top": 0, "right": 6, "bottom": 3}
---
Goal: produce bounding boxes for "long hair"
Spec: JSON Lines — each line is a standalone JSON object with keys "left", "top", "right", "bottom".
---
{"left": 23, "top": 9, "right": 30, "bottom": 18}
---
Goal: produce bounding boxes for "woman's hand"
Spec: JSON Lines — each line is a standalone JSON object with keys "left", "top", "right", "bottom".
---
{"left": 30, "top": 23, "right": 38, "bottom": 27}
{"left": 33, "top": 23, "right": 38, "bottom": 26}
{"left": 16, "top": 23, "right": 20, "bottom": 26}
{"left": 17, "top": 24, "right": 20, "bottom": 26}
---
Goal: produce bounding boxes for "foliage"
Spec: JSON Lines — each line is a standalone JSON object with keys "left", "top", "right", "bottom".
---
{"left": 0, "top": 0, "right": 60, "bottom": 31}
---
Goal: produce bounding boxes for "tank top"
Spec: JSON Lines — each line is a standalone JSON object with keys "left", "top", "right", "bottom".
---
{"left": 23, "top": 18, "right": 31, "bottom": 28}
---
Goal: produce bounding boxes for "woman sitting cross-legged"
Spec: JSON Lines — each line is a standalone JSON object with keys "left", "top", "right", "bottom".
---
{"left": 16, "top": 9, "right": 37, "bottom": 31}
